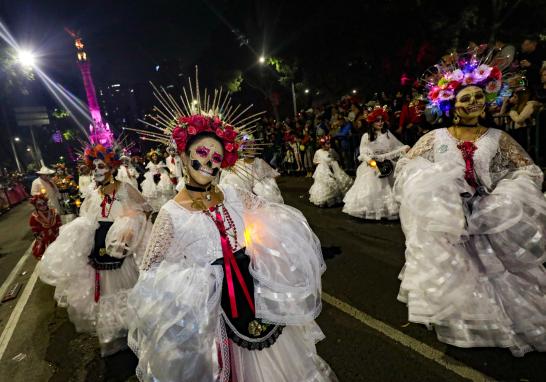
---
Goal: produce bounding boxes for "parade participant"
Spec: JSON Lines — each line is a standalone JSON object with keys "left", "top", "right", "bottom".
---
{"left": 165, "top": 145, "right": 184, "bottom": 185}
{"left": 116, "top": 155, "right": 139, "bottom": 189}
{"left": 38, "top": 144, "right": 152, "bottom": 357}
{"left": 128, "top": 79, "right": 336, "bottom": 381}
{"left": 52, "top": 163, "right": 78, "bottom": 214}
{"left": 395, "top": 50, "right": 546, "bottom": 356}
{"left": 309, "top": 135, "right": 353, "bottom": 207}
{"left": 220, "top": 135, "right": 284, "bottom": 203}
{"left": 78, "top": 164, "right": 94, "bottom": 199}
{"left": 31, "top": 165, "right": 63, "bottom": 214}
{"left": 29, "top": 193, "right": 61, "bottom": 260}
{"left": 343, "top": 108, "right": 409, "bottom": 219}
{"left": 141, "top": 149, "right": 174, "bottom": 212}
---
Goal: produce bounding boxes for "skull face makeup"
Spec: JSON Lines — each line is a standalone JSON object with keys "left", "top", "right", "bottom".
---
{"left": 454, "top": 86, "right": 486, "bottom": 123}
{"left": 183, "top": 135, "right": 224, "bottom": 186}
{"left": 92, "top": 159, "right": 111, "bottom": 184}
{"left": 35, "top": 199, "right": 49, "bottom": 212}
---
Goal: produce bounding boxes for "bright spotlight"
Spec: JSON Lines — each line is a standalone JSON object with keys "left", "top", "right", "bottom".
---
{"left": 304, "top": 89, "right": 310, "bottom": 94}
{"left": 14, "top": 137, "right": 20, "bottom": 142}
{"left": 258, "top": 56, "right": 266, "bottom": 64}
{"left": 17, "top": 50, "right": 36, "bottom": 68}
{"left": 352, "top": 89, "right": 357, "bottom": 94}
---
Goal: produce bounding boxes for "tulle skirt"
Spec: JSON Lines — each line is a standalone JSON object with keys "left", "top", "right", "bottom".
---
{"left": 343, "top": 163, "right": 398, "bottom": 219}
{"left": 39, "top": 217, "right": 140, "bottom": 356}
{"left": 397, "top": 158, "right": 546, "bottom": 356}
{"left": 229, "top": 322, "right": 337, "bottom": 382}
{"left": 141, "top": 175, "right": 174, "bottom": 212}
{"left": 253, "top": 178, "right": 284, "bottom": 204}
{"left": 309, "top": 163, "right": 343, "bottom": 207}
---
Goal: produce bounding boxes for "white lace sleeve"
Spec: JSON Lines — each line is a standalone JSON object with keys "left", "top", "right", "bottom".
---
{"left": 232, "top": 185, "right": 267, "bottom": 210}
{"left": 395, "top": 131, "right": 436, "bottom": 179}
{"left": 139, "top": 208, "right": 174, "bottom": 271}
{"left": 358, "top": 133, "right": 372, "bottom": 162}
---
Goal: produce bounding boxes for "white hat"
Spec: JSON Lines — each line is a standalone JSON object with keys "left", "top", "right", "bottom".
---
{"left": 36, "top": 165, "right": 55, "bottom": 175}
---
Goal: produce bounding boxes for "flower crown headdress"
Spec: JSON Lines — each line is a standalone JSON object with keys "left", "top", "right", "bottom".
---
{"left": 366, "top": 107, "right": 390, "bottom": 124}
{"left": 83, "top": 144, "right": 122, "bottom": 169}
{"left": 29, "top": 193, "right": 49, "bottom": 205}
{"left": 130, "top": 67, "right": 266, "bottom": 180}
{"left": 421, "top": 48, "right": 515, "bottom": 117}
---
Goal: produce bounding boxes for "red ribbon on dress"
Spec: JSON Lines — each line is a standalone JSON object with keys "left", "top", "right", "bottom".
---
{"left": 171, "top": 158, "right": 175, "bottom": 165}
{"left": 457, "top": 141, "right": 479, "bottom": 189}
{"left": 210, "top": 208, "right": 254, "bottom": 319}
{"left": 94, "top": 269, "right": 101, "bottom": 302}
{"left": 100, "top": 189, "right": 116, "bottom": 218}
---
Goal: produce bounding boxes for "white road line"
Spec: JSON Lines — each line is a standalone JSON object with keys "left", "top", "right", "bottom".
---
{"left": 322, "top": 292, "right": 495, "bottom": 382}
{"left": 0, "top": 259, "right": 39, "bottom": 360}
{"left": 0, "top": 244, "right": 32, "bottom": 300}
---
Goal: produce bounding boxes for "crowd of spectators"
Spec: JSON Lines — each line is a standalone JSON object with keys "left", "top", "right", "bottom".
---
{"left": 256, "top": 35, "right": 546, "bottom": 174}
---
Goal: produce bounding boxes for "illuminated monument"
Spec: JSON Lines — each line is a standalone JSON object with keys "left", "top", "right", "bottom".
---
{"left": 65, "top": 28, "right": 114, "bottom": 147}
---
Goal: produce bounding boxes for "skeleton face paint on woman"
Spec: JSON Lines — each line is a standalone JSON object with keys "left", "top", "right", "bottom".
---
{"left": 454, "top": 85, "right": 486, "bottom": 123}
{"left": 183, "top": 136, "right": 224, "bottom": 186}
{"left": 92, "top": 159, "right": 112, "bottom": 184}
{"left": 35, "top": 199, "right": 49, "bottom": 212}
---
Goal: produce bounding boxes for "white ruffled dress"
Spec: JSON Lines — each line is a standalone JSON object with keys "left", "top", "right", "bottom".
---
{"left": 141, "top": 161, "right": 175, "bottom": 212}
{"left": 220, "top": 158, "right": 284, "bottom": 203}
{"left": 128, "top": 185, "right": 337, "bottom": 382}
{"left": 343, "top": 131, "right": 408, "bottom": 219}
{"left": 38, "top": 182, "right": 152, "bottom": 356}
{"left": 116, "top": 165, "right": 139, "bottom": 190}
{"left": 309, "top": 149, "right": 353, "bottom": 207}
{"left": 395, "top": 128, "right": 546, "bottom": 357}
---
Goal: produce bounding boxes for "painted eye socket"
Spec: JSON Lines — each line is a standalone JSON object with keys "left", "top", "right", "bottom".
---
{"left": 195, "top": 146, "right": 210, "bottom": 158}
{"left": 211, "top": 153, "right": 223, "bottom": 164}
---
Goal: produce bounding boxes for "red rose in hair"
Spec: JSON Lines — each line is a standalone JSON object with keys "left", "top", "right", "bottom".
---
{"left": 215, "top": 128, "right": 224, "bottom": 138}
{"left": 188, "top": 126, "right": 197, "bottom": 135}
{"left": 428, "top": 87, "right": 440, "bottom": 101}
{"left": 172, "top": 126, "right": 188, "bottom": 151}
{"left": 222, "top": 152, "right": 238, "bottom": 168}
{"left": 223, "top": 127, "right": 237, "bottom": 141}
{"left": 447, "top": 80, "right": 460, "bottom": 91}
{"left": 490, "top": 66, "right": 502, "bottom": 81}
{"left": 225, "top": 143, "right": 235, "bottom": 152}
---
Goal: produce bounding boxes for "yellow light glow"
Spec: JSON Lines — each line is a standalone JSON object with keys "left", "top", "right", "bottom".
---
{"left": 244, "top": 227, "right": 252, "bottom": 246}
{"left": 75, "top": 199, "right": 82, "bottom": 208}
{"left": 40, "top": 188, "right": 47, "bottom": 194}
{"left": 369, "top": 160, "right": 377, "bottom": 168}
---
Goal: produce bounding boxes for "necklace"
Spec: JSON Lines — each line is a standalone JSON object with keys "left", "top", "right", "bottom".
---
{"left": 99, "top": 183, "right": 117, "bottom": 218}
{"left": 186, "top": 183, "right": 214, "bottom": 202}
{"left": 206, "top": 204, "right": 238, "bottom": 252}
{"left": 451, "top": 126, "right": 487, "bottom": 142}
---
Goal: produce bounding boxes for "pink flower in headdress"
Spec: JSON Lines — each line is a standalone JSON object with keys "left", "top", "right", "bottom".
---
{"left": 187, "top": 126, "right": 198, "bottom": 135}
{"left": 428, "top": 86, "right": 441, "bottom": 102}
{"left": 485, "top": 79, "right": 502, "bottom": 94}
{"left": 215, "top": 128, "right": 224, "bottom": 138}
{"left": 225, "top": 143, "right": 235, "bottom": 153}
{"left": 438, "top": 89, "right": 454, "bottom": 101}
{"left": 463, "top": 72, "right": 476, "bottom": 85}
{"left": 473, "top": 64, "right": 492, "bottom": 82}
{"left": 447, "top": 80, "right": 460, "bottom": 91}
{"left": 447, "top": 69, "right": 464, "bottom": 82}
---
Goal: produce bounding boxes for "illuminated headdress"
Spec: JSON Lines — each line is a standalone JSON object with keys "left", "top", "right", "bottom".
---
{"left": 131, "top": 67, "right": 265, "bottom": 173}
{"left": 83, "top": 144, "right": 122, "bottom": 169}
{"left": 421, "top": 48, "right": 516, "bottom": 117}
{"left": 146, "top": 149, "right": 161, "bottom": 160}
{"left": 319, "top": 135, "right": 331, "bottom": 146}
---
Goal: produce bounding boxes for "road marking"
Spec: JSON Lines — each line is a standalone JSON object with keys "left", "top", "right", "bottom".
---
{"left": 0, "top": 255, "right": 39, "bottom": 360}
{"left": 322, "top": 292, "right": 494, "bottom": 382}
{"left": 0, "top": 245, "right": 32, "bottom": 300}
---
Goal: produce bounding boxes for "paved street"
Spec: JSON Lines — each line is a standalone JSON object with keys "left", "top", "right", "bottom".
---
{"left": 0, "top": 179, "right": 544, "bottom": 382}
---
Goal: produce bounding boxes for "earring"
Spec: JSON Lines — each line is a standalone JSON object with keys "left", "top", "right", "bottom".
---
{"left": 480, "top": 110, "right": 486, "bottom": 118}
{"left": 183, "top": 165, "right": 190, "bottom": 184}
{"left": 453, "top": 115, "right": 460, "bottom": 125}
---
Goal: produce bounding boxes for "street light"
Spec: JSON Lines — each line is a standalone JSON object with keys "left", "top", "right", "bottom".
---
{"left": 14, "top": 137, "right": 20, "bottom": 142}
{"left": 16, "top": 50, "right": 36, "bottom": 68}
{"left": 352, "top": 89, "right": 357, "bottom": 94}
{"left": 258, "top": 56, "right": 266, "bottom": 64}
{"left": 304, "top": 89, "right": 309, "bottom": 94}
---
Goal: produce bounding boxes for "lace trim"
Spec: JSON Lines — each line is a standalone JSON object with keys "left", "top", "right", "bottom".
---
{"left": 139, "top": 208, "right": 174, "bottom": 271}
{"left": 490, "top": 131, "right": 543, "bottom": 186}
{"left": 233, "top": 186, "right": 267, "bottom": 210}
{"left": 406, "top": 131, "right": 435, "bottom": 161}
{"left": 217, "top": 317, "right": 231, "bottom": 382}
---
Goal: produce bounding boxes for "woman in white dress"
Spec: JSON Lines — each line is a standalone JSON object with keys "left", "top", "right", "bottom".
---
{"left": 140, "top": 149, "right": 175, "bottom": 212}
{"left": 127, "top": 85, "right": 336, "bottom": 381}
{"left": 395, "top": 52, "right": 546, "bottom": 356}
{"left": 116, "top": 155, "right": 139, "bottom": 189}
{"left": 39, "top": 144, "right": 152, "bottom": 356}
{"left": 309, "top": 136, "right": 353, "bottom": 207}
{"left": 343, "top": 108, "right": 409, "bottom": 219}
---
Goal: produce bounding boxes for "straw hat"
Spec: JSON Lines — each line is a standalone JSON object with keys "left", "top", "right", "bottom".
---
{"left": 36, "top": 165, "right": 55, "bottom": 175}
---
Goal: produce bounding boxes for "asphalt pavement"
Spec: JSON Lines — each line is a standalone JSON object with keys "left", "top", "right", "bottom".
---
{"left": 0, "top": 179, "right": 544, "bottom": 382}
